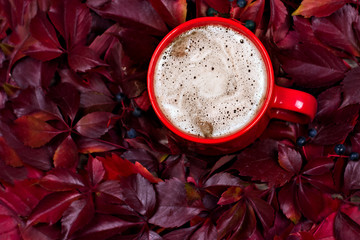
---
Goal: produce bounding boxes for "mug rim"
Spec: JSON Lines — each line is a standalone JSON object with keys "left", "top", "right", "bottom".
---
{"left": 147, "top": 17, "right": 274, "bottom": 144}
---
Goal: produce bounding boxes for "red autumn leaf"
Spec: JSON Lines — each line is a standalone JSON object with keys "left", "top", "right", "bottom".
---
{"left": 312, "top": 5, "right": 360, "bottom": 57}
{"left": 190, "top": 219, "right": 217, "bottom": 240}
{"left": 204, "top": 0, "right": 230, "bottom": 13}
{"left": 68, "top": 46, "right": 107, "bottom": 73}
{"left": 238, "top": 0, "right": 266, "bottom": 33}
{"left": 74, "top": 112, "right": 115, "bottom": 138}
{"left": 48, "top": 0, "right": 91, "bottom": 49}
{"left": 122, "top": 148, "right": 158, "bottom": 172}
{"left": 87, "top": 156, "right": 105, "bottom": 187}
{"left": 269, "top": 0, "right": 289, "bottom": 43}
{"left": 161, "top": 155, "right": 187, "bottom": 181}
{"left": 27, "top": 191, "right": 81, "bottom": 226}
{"left": 232, "top": 140, "right": 293, "bottom": 187}
{"left": 22, "top": 37, "right": 64, "bottom": 62}
{"left": 12, "top": 57, "right": 58, "bottom": 89}
{"left": 296, "top": 181, "right": 324, "bottom": 222}
{"left": 315, "top": 86, "right": 342, "bottom": 120}
{"left": 86, "top": 0, "right": 168, "bottom": 36}
{"left": 350, "top": 123, "right": 360, "bottom": 153}
{"left": 29, "top": 11, "right": 63, "bottom": 57}
{"left": 39, "top": 169, "right": 85, "bottom": 191}
{"left": 0, "top": 137, "right": 23, "bottom": 167}
{"left": 280, "top": 43, "right": 348, "bottom": 88}
{"left": 118, "top": 174, "right": 156, "bottom": 217}
{"left": 148, "top": 178, "right": 204, "bottom": 228}
{"left": 203, "top": 172, "right": 242, "bottom": 195}
{"left": 292, "top": 0, "right": 349, "bottom": 18}
{"left": 0, "top": 179, "right": 49, "bottom": 217}
{"left": 334, "top": 210, "right": 360, "bottom": 240}
{"left": 341, "top": 67, "right": 360, "bottom": 108}
{"left": 163, "top": 225, "right": 199, "bottom": 240}
{"left": 343, "top": 160, "right": 360, "bottom": 193}
{"left": 20, "top": 225, "right": 61, "bottom": 240}
{"left": 247, "top": 194, "right": 275, "bottom": 230}
{"left": 293, "top": 16, "right": 323, "bottom": 47}
{"left": 148, "top": 0, "right": 187, "bottom": 28}
{"left": 49, "top": 82, "right": 80, "bottom": 122}
{"left": 53, "top": 136, "right": 78, "bottom": 169}
{"left": 80, "top": 91, "right": 116, "bottom": 112}
{"left": 278, "top": 143, "right": 303, "bottom": 174}
{"left": 218, "top": 186, "right": 243, "bottom": 205}
{"left": 76, "top": 137, "right": 119, "bottom": 154}
{"left": 61, "top": 196, "right": 95, "bottom": 239}
{"left": 71, "top": 214, "right": 140, "bottom": 240}
{"left": 278, "top": 182, "right": 301, "bottom": 223}
{"left": 13, "top": 115, "right": 63, "bottom": 148}
{"left": 134, "top": 90, "right": 151, "bottom": 112}
{"left": 301, "top": 157, "right": 335, "bottom": 192}
{"left": 0, "top": 204, "right": 20, "bottom": 240}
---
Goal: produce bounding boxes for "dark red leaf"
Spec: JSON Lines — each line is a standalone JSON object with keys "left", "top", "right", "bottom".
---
{"left": 161, "top": 155, "right": 186, "bottom": 181}
{"left": 12, "top": 115, "right": 63, "bottom": 148}
{"left": 278, "top": 182, "right": 301, "bottom": 223}
{"left": 203, "top": 172, "right": 242, "bottom": 197}
{"left": 53, "top": 135, "right": 78, "bottom": 169}
{"left": 134, "top": 91, "right": 151, "bottom": 112}
{"left": 72, "top": 214, "right": 140, "bottom": 240}
{"left": 278, "top": 144, "right": 302, "bottom": 174}
{"left": 87, "top": 156, "right": 105, "bottom": 187}
{"left": 312, "top": 104, "right": 359, "bottom": 145}
{"left": 269, "top": 0, "right": 289, "bottom": 43}
{"left": 75, "top": 112, "right": 116, "bottom": 138}
{"left": 96, "top": 180, "right": 124, "bottom": 204}
{"left": 148, "top": 0, "right": 187, "bottom": 28}
{"left": 350, "top": 123, "right": 360, "bottom": 153}
{"left": 29, "top": 11, "right": 63, "bottom": 55}
{"left": 68, "top": 46, "right": 107, "bottom": 73}
{"left": 61, "top": 196, "right": 95, "bottom": 239}
{"left": 22, "top": 37, "right": 63, "bottom": 61}
{"left": 312, "top": 5, "right": 360, "bottom": 57}
{"left": 238, "top": 0, "right": 265, "bottom": 33}
{"left": 122, "top": 148, "right": 158, "bottom": 173}
{"left": 315, "top": 86, "right": 342, "bottom": 120}
{"left": 20, "top": 225, "right": 61, "bottom": 240}
{"left": 334, "top": 210, "right": 360, "bottom": 240}
{"left": 296, "top": 182, "right": 324, "bottom": 222}
{"left": 280, "top": 43, "right": 348, "bottom": 88}
{"left": 218, "top": 186, "right": 243, "bottom": 205}
{"left": 49, "top": 82, "right": 80, "bottom": 122}
{"left": 204, "top": 0, "right": 230, "bottom": 13}
{"left": 312, "top": 211, "right": 336, "bottom": 239}
{"left": 341, "top": 67, "right": 360, "bottom": 108}
{"left": 80, "top": 91, "right": 116, "bottom": 112}
{"left": 148, "top": 178, "right": 204, "bottom": 228}
{"left": 232, "top": 140, "right": 293, "bottom": 187}
{"left": 247, "top": 195, "right": 275, "bottom": 230}
{"left": 118, "top": 174, "right": 156, "bottom": 217}
{"left": 86, "top": 0, "right": 168, "bottom": 36}
{"left": 343, "top": 160, "right": 360, "bottom": 193}
{"left": 76, "top": 137, "right": 119, "bottom": 154}
{"left": 216, "top": 201, "right": 246, "bottom": 240}
{"left": 48, "top": 0, "right": 91, "bottom": 48}
{"left": 39, "top": 169, "right": 85, "bottom": 191}
{"left": 12, "top": 58, "right": 58, "bottom": 89}
{"left": 27, "top": 191, "right": 81, "bottom": 225}
{"left": 0, "top": 137, "right": 23, "bottom": 167}
{"left": 293, "top": 16, "right": 322, "bottom": 47}
{"left": 190, "top": 219, "right": 217, "bottom": 240}
{"left": 292, "top": 0, "right": 348, "bottom": 18}
{"left": 0, "top": 204, "right": 20, "bottom": 240}
{"left": 163, "top": 225, "right": 198, "bottom": 240}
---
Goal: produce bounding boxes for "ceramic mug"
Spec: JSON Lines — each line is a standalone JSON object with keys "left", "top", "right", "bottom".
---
{"left": 147, "top": 17, "right": 317, "bottom": 155}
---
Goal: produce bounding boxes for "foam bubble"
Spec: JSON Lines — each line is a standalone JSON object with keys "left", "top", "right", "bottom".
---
{"left": 154, "top": 25, "right": 267, "bottom": 138}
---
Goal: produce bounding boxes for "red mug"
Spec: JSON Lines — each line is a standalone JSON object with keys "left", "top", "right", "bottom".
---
{"left": 147, "top": 17, "right": 317, "bottom": 155}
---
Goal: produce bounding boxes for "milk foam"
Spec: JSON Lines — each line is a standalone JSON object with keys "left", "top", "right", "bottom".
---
{"left": 154, "top": 25, "right": 267, "bottom": 138}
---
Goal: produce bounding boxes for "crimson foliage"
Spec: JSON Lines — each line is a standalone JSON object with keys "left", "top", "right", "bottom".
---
{"left": 1, "top": 0, "right": 360, "bottom": 239}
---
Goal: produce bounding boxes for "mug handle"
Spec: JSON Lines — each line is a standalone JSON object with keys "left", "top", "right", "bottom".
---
{"left": 269, "top": 86, "right": 317, "bottom": 124}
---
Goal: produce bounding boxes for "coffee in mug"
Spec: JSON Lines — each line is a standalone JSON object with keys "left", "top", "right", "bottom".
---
{"left": 153, "top": 25, "right": 267, "bottom": 138}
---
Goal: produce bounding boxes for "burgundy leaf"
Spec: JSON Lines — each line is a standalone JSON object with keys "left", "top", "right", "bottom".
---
{"left": 96, "top": 180, "right": 124, "bottom": 203}
{"left": 218, "top": 186, "right": 243, "bottom": 205}
{"left": 48, "top": 0, "right": 91, "bottom": 48}
{"left": 216, "top": 201, "right": 246, "bottom": 240}
{"left": 22, "top": 37, "right": 63, "bottom": 61}
{"left": 343, "top": 160, "right": 360, "bottom": 193}
{"left": 76, "top": 136, "right": 119, "bottom": 154}
{"left": 293, "top": 16, "right": 322, "bottom": 46}
{"left": 148, "top": 0, "right": 187, "bottom": 28}
{"left": 302, "top": 157, "right": 334, "bottom": 176}
{"left": 12, "top": 115, "right": 63, "bottom": 148}
{"left": 148, "top": 178, "right": 204, "bottom": 228}
{"left": 87, "top": 155, "right": 105, "bottom": 187}
{"left": 29, "top": 11, "right": 63, "bottom": 54}
{"left": 68, "top": 46, "right": 107, "bottom": 72}
{"left": 203, "top": 172, "right": 242, "bottom": 196}
{"left": 20, "top": 225, "right": 61, "bottom": 240}
{"left": 122, "top": 148, "right": 158, "bottom": 173}
{"left": 163, "top": 225, "right": 198, "bottom": 240}
{"left": 296, "top": 182, "right": 324, "bottom": 222}
{"left": 80, "top": 91, "right": 116, "bottom": 112}
{"left": 341, "top": 67, "right": 360, "bottom": 108}
{"left": 53, "top": 135, "right": 78, "bottom": 169}
{"left": 71, "top": 214, "right": 140, "bottom": 240}
{"left": 350, "top": 123, "right": 360, "bottom": 153}
{"left": 12, "top": 58, "right": 58, "bottom": 89}
{"left": 204, "top": 0, "right": 230, "bottom": 13}
{"left": 312, "top": 211, "right": 336, "bottom": 240}
{"left": 269, "top": 0, "right": 289, "bottom": 43}
{"left": 280, "top": 43, "right": 348, "bottom": 87}
{"left": 312, "top": 5, "right": 360, "bottom": 57}
{"left": 0, "top": 155, "right": 27, "bottom": 184}
{"left": 334, "top": 210, "right": 360, "bottom": 240}
{"left": 232, "top": 140, "right": 293, "bottom": 187}
{"left": 61, "top": 196, "right": 95, "bottom": 239}
{"left": 86, "top": 0, "right": 168, "bottom": 36}
{"left": 118, "top": 174, "right": 156, "bottom": 217}
{"left": 75, "top": 112, "right": 116, "bottom": 138}
{"left": 315, "top": 86, "right": 342, "bottom": 120}
{"left": 27, "top": 191, "right": 81, "bottom": 225}
{"left": 161, "top": 155, "right": 186, "bottom": 181}
{"left": 238, "top": 0, "right": 265, "bottom": 33}
{"left": 0, "top": 179, "right": 49, "bottom": 217}
{"left": 190, "top": 219, "right": 217, "bottom": 240}
{"left": 312, "top": 104, "right": 359, "bottom": 145}
{"left": 293, "top": 0, "right": 349, "bottom": 18}
{"left": 278, "top": 143, "right": 302, "bottom": 174}
{"left": 39, "top": 169, "right": 85, "bottom": 191}
{"left": 49, "top": 82, "right": 80, "bottom": 121}
{"left": 278, "top": 182, "right": 301, "bottom": 223}
{"left": 0, "top": 137, "right": 23, "bottom": 167}
{"left": 134, "top": 91, "right": 151, "bottom": 112}
{"left": 0, "top": 204, "right": 20, "bottom": 240}
{"left": 247, "top": 195, "right": 275, "bottom": 230}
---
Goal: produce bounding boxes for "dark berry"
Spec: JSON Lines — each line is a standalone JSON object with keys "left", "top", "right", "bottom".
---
{"left": 206, "top": 8, "right": 217, "bottom": 16}
{"left": 132, "top": 107, "right": 142, "bottom": 117}
{"left": 127, "top": 128, "right": 137, "bottom": 139}
{"left": 228, "top": 0, "right": 234, "bottom": 2}
{"left": 334, "top": 144, "right": 346, "bottom": 155}
{"left": 237, "top": 0, "right": 247, "bottom": 7}
{"left": 308, "top": 128, "right": 317, "bottom": 138}
{"left": 115, "top": 93, "right": 126, "bottom": 102}
{"left": 245, "top": 20, "right": 256, "bottom": 31}
{"left": 349, "top": 152, "right": 359, "bottom": 161}
{"left": 296, "top": 136, "right": 306, "bottom": 147}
